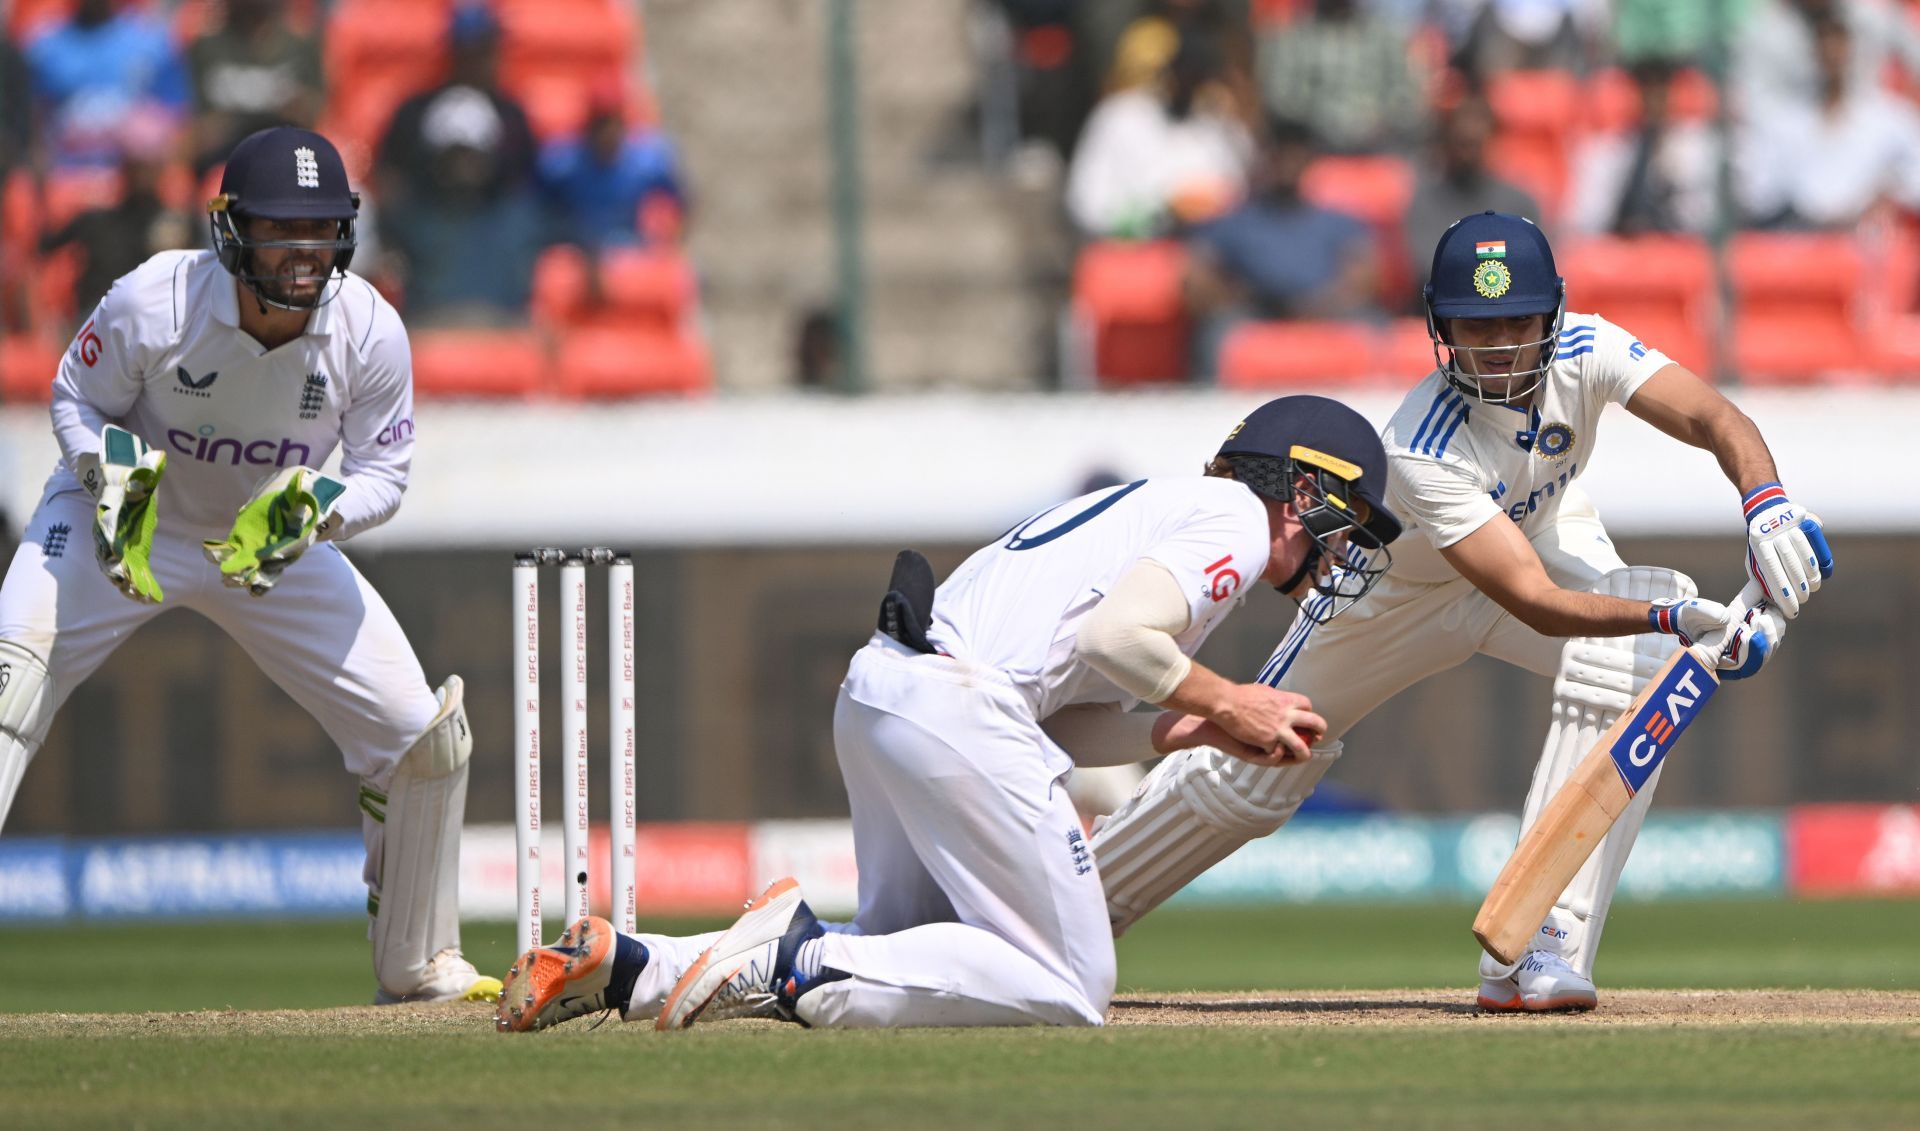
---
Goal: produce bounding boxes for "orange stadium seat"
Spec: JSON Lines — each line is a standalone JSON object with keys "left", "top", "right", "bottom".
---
{"left": 497, "top": 1, "right": 633, "bottom": 95}
{"left": 1560, "top": 236, "right": 1715, "bottom": 375}
{"left": 593, "top": 247, "right": 698, "bottom": 331}
{"left": 325, "top": 1, "right": 449, "bottom": 153}
{"left": 1073, "top": 240, "right": 1190, "bottom": 386}
{"left": 1486, "top": 70, "right": 1580, "bottom": 218}
{"left": 1727, "top": 233, "right": 1867, "bottom": 384}
{"left": 553, "top": 327, "right": 710, "bottom": 399}
{"left": 531, "top": 244, "right": 592, "bottom": 327}
{"left": 0, "top": 335, "right": 63, "bottom": 403}
{"left": 1584, "top": 67, "right": 1720, "bottom": 134}
{"left": 410, "top": 328, "right": 547, "bottom": 398}
{"left": 1300, "top": 155, "right": 1417, "bottom": 310}
{"left": 42, "top": 168, "right": 123, "bottom": 231}
{"left": 1217, "top": 320, "right": 1378, "bottom": 388}
{"left": 1376, "top": 317, "right": 1440, "bottom": 378}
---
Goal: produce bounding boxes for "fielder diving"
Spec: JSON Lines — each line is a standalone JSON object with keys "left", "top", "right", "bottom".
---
{"left": 1093, "top": 211, "right": 1828, "bottom": 1011}
{"left": 0, "top": 127, "right": 498, "bottom": 1004}
{"left": 496, "top": 395, "right": 1404, "bottom": 1031}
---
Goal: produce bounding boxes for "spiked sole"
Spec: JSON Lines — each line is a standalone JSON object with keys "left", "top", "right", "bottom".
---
{"left": 656, "top": 878, "right": 800, "bottom": 1031}
{"left": 494, "top": 916, "right": 615, "bottom": 1033}
{"left": 1477, "top": 988, "right": 1599, "bottom": 1013}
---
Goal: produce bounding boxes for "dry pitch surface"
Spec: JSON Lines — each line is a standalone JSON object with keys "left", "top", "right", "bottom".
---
{"left": 7, "top": 988, "right": 1916, "bottom": 1037}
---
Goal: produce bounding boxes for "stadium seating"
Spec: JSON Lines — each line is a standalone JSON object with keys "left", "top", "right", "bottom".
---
{"left": 1727, "top": 233, "right": 1867, "bottom": 384}
{"left": 1217, "top": 320, "right": 1381, "bottom": 388}
{"left": 1486, "top": 69, "right": 1580, "bottom": 219}
{"left": 1073, "top": 240, "right": 1190, "bottom": 386}
{"left": 553, "top": 326, "right": 710, "bottom": 399}
{"left": 0, "top": 335, "right": 62, "bottom": 403}
{"left": 1584, "top": 67, "right": 1719, "bottom": 133}
{"left": 409, "top": 328, "right": 548, "bottom": 398}
{"left": 1560, "top": 236, "right": 1715, "bottom": 375}
{"left": 1300, "top": 155, "right": 1416, "bottom": 308}
{"left": 1378, "top": 317, "right": 1441, "bottom": 377}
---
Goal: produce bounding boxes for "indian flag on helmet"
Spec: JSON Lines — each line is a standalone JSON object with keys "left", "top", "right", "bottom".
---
{"left": 1475, "top": 241, "right": 1507, "bottom": 259}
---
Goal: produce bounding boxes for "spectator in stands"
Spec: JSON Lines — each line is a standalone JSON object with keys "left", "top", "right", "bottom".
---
{"left": 374, "top": 3, "right": 543, "bottom": 324}
{"left": 1258, "top": 0, "right": 1427, "bottom": 155}
{"left": 1736, "top": 15, "right": 1920, "bottom": 230}
{"left": 1184, "top": 116, "right": 1378, "bottom": 375}
{"left": 0, "top": 28, "right": 29, "bottom": 177}
{"left": 1405, "top": 88, "right": 1539, "bottom": 294}
{"left": 1566, "top": 59, "right": 1719, "bottom": 238}
{"left": 1445, "top": 0, "right": 1603, "bottom": 79}
{"left": 38, "top": 111, "right": 194, "bottom": 326}
{"left": 24, "top": 0, "right": 189, "bottom": 170}
{"left": 1066, "top": 32, "right": 1252, "bottom": 238}
{"left": 187, "top": 0, "right": 325, "bottom": 176}
{"left": 1735, "top": 0, "right": 1920, "bottom": 123}
{"left": 536, "top": 82, "right": 686, "bottom": 253}
{"left": 376, "top": 3, "right": 537, "bottom": 216}
{"left": 379, "top": 87, "right": 547, "bottom": 325}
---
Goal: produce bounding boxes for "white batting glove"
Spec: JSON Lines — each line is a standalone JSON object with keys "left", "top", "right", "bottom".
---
{"left": 1648, "top": 595, "right": 1732, "bottom": 648}
{"left": 1741, "top": 483, "right": 1833, "bottom": 619}
{"left": 1714, "top": 586, "right": 1786, "bottom": 682}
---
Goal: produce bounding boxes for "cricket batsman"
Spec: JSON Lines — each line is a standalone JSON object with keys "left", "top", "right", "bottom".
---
{"left": 1091, "top": 211, "right": 1830, "bottom": 1011}
{"left": 0, "top": 126, "right": 498, "bottom": 1004}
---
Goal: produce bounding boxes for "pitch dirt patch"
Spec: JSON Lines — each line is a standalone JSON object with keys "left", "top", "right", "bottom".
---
{"left": 3, "top": 990, "right": 1916, "bottom": 1038}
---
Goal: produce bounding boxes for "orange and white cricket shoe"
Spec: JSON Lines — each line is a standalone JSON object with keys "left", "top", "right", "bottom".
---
{"left": 495, "top": 916, "right": 647, "bottom": 1032}
{"left": 1477, "top": 950, "right": 1598, "bottom": 1013}
{"left": 656, "top": 878, "right": 826, "bottom": 1030}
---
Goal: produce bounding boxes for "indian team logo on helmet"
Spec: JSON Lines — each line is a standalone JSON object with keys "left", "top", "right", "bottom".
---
{"left": 1472, "top": 259, "right": 1512, "bottom": 299}
{"left": 1536, "top": 422, "right": 1575, "bottom": 461}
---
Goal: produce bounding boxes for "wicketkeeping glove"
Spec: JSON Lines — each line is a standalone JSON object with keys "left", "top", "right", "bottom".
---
{"left": 73, "top": 424, "right": 167, "bottom": 605}
{"left": 1741, "top": 482, "right": 1834, "bottom": 618}
{"left": 202, "top": 466, "right": 345, "bottom": 596}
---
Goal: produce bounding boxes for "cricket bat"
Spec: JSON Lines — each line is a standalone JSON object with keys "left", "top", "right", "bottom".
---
{"left": 1472, "top": 632, "right": 1730, "bottom": 966}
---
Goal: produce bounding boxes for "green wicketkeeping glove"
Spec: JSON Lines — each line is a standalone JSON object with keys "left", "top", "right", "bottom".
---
{"left": 74, "top": 424, "right": 167, "bottom": 605}
{"left": 202, "top": 466, "right": 346, "bottom": 596}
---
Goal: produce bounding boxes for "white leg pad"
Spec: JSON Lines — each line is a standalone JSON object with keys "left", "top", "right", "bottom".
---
{"left": 1482, "top": 566, "right": 1692, "bottom": 980}
{"left": 1092, "top": 741, "right": 1342, "bottom": 936}
{"left": 366, "top": 675, "right": 473, "bottom": 997}
{"left": 0, "top": 640, "right": 52, "bottom": 835}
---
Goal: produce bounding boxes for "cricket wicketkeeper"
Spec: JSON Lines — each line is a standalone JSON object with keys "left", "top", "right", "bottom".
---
{"left": 0, "top": 126, "right": 496, "bottom": 1004}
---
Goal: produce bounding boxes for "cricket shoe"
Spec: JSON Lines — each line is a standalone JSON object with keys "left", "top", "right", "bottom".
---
{"left": 1477, "top": 950, "right": 1598, "bottom": 1013}
{"left": 656, "top": 878, "right": 830, "bottom": 1030}
{"left": 374, "top": 948, "right": 503, "bottom": 1004}
{"left": 495, "top": 916, "right": 649, "bottom": 1033}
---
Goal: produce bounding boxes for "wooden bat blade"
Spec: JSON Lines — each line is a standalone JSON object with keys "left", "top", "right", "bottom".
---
{"left": 1472, "top": 646, "right": 1720, "bottom": 965}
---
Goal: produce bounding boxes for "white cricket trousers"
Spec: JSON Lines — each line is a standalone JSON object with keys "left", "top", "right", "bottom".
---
{"left": 0, "top": 490, "right": 439, "bottom": 818}
{"left": 795, "top": 633, "right": 1115, "bottom": 1028}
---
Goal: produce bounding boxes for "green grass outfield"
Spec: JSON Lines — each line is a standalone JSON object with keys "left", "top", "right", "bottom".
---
{"left": 2, "top": 900, "right": 1917, "bottom": 1129}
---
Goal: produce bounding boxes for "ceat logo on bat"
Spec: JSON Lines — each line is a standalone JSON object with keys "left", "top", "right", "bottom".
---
{"left": 1608, "top": 653, "right": 1718, "bottom": 795}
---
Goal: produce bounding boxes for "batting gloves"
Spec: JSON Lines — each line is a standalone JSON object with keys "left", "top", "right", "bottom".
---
{"left": 1741, "top": 482, "right": 1833, "bottom": 619}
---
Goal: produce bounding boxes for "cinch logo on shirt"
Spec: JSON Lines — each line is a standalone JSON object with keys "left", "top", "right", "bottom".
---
{"left": 166, "top": 427, "right": 313, "bottom": 468}
{"left": 377, "top": 417, "right": 414, "bottom": 445}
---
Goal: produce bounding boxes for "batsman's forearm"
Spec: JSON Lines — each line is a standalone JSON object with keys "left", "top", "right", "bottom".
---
{"left": 1699, "top": 402, "right": 1780, "bottom": 498}
{"left": 1493, "top": 586, "right": 1661, "bottom": 640}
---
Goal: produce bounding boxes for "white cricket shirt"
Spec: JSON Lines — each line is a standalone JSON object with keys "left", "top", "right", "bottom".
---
{"left": 928, "top": 477, "right": 1272, "bottom": 719}
{"left": 45, "top": 249, "right": 414, "bottom": 541}
{"left": 1382, "top": 312, "right": 1671, "bottom": 584}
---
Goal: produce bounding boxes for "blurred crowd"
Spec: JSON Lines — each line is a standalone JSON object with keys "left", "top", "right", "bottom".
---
{"left": 1, "top": 0, "right": 699, "bottom": 400}
{"left": 1000, "top": 0, "right": 1920, "bottom": 383}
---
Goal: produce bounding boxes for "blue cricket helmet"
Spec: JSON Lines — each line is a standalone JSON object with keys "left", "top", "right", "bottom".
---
{"left": 208, "top": 127, "right": 360, "bottom": 310}
{"left": 1422, "top": 211, "right": 1565, "bottom": 403}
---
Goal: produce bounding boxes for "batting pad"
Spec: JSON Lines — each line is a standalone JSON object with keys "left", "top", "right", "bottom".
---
{"left": 1488, "top": 566, "right": 1690, "bottom": 980}
{"left": 0, "top": 639, "right": 51, "bottom": 835}
{"left": 366, "top": 675, "right": 472, "bottom": 996}
{"left": 1092, "top": 741, "right": 1342, "bottom": 936}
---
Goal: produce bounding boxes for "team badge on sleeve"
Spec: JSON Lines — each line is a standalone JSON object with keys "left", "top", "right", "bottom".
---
{"left": 1472, "top": 259, "right": 1512, "bottom": 299}
{"left": 1535, "top": 423, "right": 1575, "bottom": 461}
